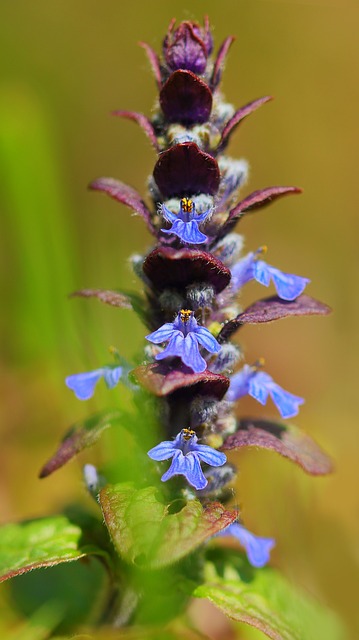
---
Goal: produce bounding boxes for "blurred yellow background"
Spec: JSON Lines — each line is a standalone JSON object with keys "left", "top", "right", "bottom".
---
{"left": 0, "top": 0, "right": 358, "bottom": 637}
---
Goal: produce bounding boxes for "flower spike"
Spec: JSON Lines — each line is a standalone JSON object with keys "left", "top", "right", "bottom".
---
{"left": 46, "top": 19, "right": 333, "bottom": 631}
{"left": 148, "top": 428, "right": 226, "bottom": 490}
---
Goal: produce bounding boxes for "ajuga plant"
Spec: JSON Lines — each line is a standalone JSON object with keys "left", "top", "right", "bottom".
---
{"left": 1, "top": 17, "right": 341, "bottom": 640}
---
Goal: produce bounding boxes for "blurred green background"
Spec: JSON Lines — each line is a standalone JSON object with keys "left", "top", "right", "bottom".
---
{"left": 0, "top": 0, "right": 358, "bottom": 637}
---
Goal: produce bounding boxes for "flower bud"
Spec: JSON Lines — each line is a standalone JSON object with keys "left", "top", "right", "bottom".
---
{"left": 163, "top": 19, "right": 213, "bottom": 75}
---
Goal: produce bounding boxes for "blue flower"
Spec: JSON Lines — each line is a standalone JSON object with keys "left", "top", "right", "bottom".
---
{"left": 216, "top": 522, "right": 275, "bottom": 568}
{"left": 65, "top": 365, "right": 122, "bottom": 400}
{"left": 231, "top": 247, "right": 309, "bottom": 301}
{"left": 147, "top": 428, "right": 227, "bottom": 490}
{"left": 226, "top": 363, "right": 304, "bottom": 419}
{"left": 160, "top": 197, "right": 212, "bottom": 244}
{"left": 146, "top": 310, "right": 221, "bottom": 373}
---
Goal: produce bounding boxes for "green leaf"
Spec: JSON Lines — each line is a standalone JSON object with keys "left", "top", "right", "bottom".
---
{"left": 39, "top": 410, "right": 122, "bottom": 478}
{"left": 99, "top": 482, "right": 237, "bottom": 569}
{"left": 9, "top": 557, "right": 110, "bottom": 635}
{"left": 0, "top": 515, "right": 107, "bottom": 583}
{"left": 62, "top": 624, "right": 205, "bottom": 639}
{"left": 192, "top": 549, "right": 346, "bottom": 640}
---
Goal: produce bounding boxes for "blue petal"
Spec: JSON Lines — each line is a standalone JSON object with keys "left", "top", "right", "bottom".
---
{"left": 194, "top": 206, "right": 212, "bottom": 223}
{"left": 183, "top": 452, "right": 208, "bottom": 489}
{"left": 269, "top": 267, "right": 310, "bottom": 301}
{"left": 161, "top": 449, "right": 185, "bottom": 482}
{"left": 194, "top": 444, "right": 227, "bottom": 467}
{"left": 220, "top": 523, "right": 275, "bottom": 568}
{"left": 226, "top": 365, "right": 253, "bottom": 402}
{"left": 253, "top": 260, "right": 271, "bottom": 287}
{"left": 231, "top": 253, "right": 255, "bottom": 290}
{"left": 146, "top": 324, "right": 179, "bottom": 344}
{"left": 161, "top": 204, "right": 178, "bottom": 224}
{"left": 147, "top": 440, "right": 177, "bottom": 461}
{"left": 248, "top": 371, "right": 272, "bottom": 405}
{"left": 65, "top": 369, "right": 104, "bottom": 400}
{"left": 103, "top": 366, "right": 122, "bottom": 389}
{"left": 155, "top": 332, "right": 185, "bottom": 361}
{"left": 181, "top": 333, "right": 207, "bottom": 372}
{"left": 194, "top": 326, "right": 221, "bottom": 354}
{"left": 269, "top": 384, "right": 304, "bottom": 419}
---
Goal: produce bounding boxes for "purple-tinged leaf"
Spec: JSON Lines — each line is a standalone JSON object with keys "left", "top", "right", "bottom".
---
{"left": 153, "top": 142, "right": 220, "bottom": 198}
{"left": 39, "top": 411, "right": 122, "bottom": 478}
{"left": 0, "top": 515, "right": 107, "bottom": 583}
{"left": 112, "top": 110, "right": 159, "bottom": 150}
{"left": 139, "top": 41, "right": 162, "bottom": 88}
{"left": 133, "top": 363, "right": 229, "bottom": 400}
{"left": 219, "top": 96, "right": 273, "bottom": 148}
{"left": 100, "top": 482, "right": 237, "bottom": 569}
{"left": 211, "top": 36, "right": 235, "bottom": 88}
{"left": 222, "top": 418, "right": 333, "bottom": 475}
{"left": 160, "top": 70, "right": 213, "bottom": 125}
{"left": 89, "top": 177, "right": 156, "bottom": 235}
{"left": 70, "top": 288, "right": 133, "bottom": 309}
{"left": 143, "top": 246, "right": 231, "bottom": 293}
{"left": 218, "top": 295, "right": 331, "bottom": 342}
{"left": 218, "top": 186, "right": 302, "bottom": 238}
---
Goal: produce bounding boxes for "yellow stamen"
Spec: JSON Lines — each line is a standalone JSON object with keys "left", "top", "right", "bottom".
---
{"left": 181, "top": 197, "right": 193, "bottom": 213}
{"left": 182, "top": 428, "right": 196, "bottom": 440}
{"left": 180, "top": 309, "right": 192, "bottom": 323}
{"left": 254, "top": 357, "right": 266, "bottom": 369}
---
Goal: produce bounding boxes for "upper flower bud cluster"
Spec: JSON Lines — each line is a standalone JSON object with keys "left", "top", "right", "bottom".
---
{"left": 163, "top": 18, "right": 213, "bottom": 75}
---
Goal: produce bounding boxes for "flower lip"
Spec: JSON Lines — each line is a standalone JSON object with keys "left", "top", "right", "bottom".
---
{"left": 147, "top": 427, "right": 227, "bottom": 490}
{"left": 216, "top": 522, "right": 275, "bottom": 568}
{"left": 230, "top": 246, "right": 310, "bottom": 301}
{"left": 146, "top": 310, "right": 221, "bottom": 373}
{"left": 160, "top": 198, "right": 212, "bottom": 245}
{"left": 65, "top": 365, "right": 122, "bottom": 400}
{"left": 226, "top": 363, "right": 304, "bottom": 419}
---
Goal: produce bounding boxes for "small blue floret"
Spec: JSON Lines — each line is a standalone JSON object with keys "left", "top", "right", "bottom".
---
{"left": 161, "top": 198, "right": 212, "bottom": 244}
{"left": 226, "top": 364, "right": 304, "bottom": 419}
{"left": 147, "top": 428, "right": 227, "bottom": 490}
{"left": 217, "top": 522, "right": 275, "bottom": 568}
{"left": 65, "top": 365, "right": 122, "bottom": 400}
{"left": 231, "top": 247, "right": 310, "bottom": 301}
{"left": 146, "top": 310, "right": 220, "bottom": 373}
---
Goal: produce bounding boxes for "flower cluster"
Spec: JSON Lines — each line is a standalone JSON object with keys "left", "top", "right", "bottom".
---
{"left": 62, "top": 17, "right": 330, "bottom": 571}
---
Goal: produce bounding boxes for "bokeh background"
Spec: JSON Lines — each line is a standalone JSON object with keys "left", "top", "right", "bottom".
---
{"left": 0, "top": 0, "right": 358, "bottom": 638}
